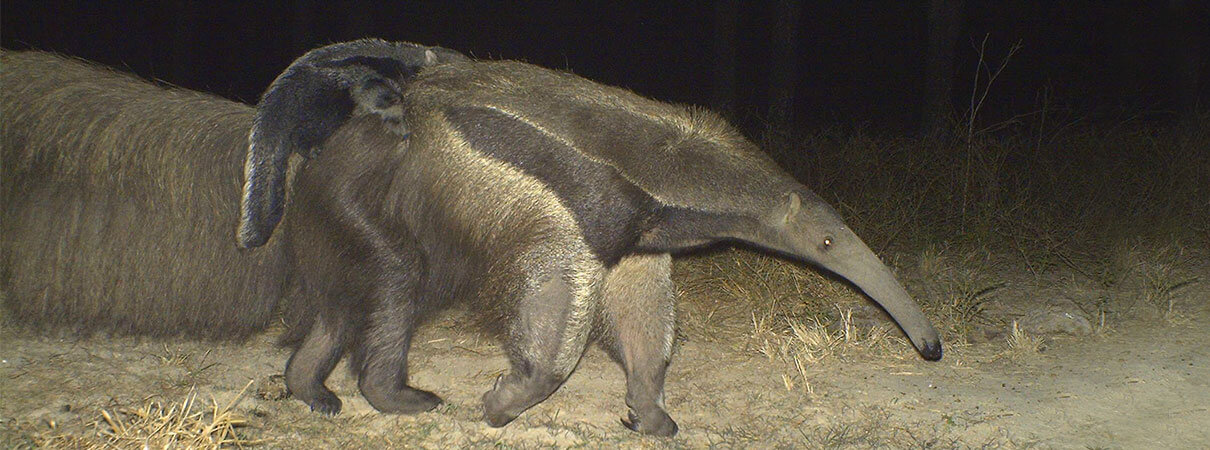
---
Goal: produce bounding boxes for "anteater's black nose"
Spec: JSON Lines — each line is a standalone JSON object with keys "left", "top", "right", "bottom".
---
{"left": 919, "top": 339, "right": 943, "bottom": 361}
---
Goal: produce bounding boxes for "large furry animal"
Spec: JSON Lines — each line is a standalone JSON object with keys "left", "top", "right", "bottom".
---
{"left": 240, "top": 41, "right": 944, "bottom": 436}
{"left": 0, "top": 42, "right": 463, "bottom": 338}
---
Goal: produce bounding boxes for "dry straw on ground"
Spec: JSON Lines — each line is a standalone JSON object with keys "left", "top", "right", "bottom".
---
{"left": 34, "top": 381, "right": 262, "bottom": 449}
{"left": 1003, "top": 320, "right": 1044, "bottom": 358}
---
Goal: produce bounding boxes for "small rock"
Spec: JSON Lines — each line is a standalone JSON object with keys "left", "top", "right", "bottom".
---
{"left": 1, "top": 356, "right": 28, "bottom": 366}
{"left": 256, "top": 374, "right": 290, "bottom": 401}
{"left": 1017, "top": 306, "right": 1093, "bottom": 336}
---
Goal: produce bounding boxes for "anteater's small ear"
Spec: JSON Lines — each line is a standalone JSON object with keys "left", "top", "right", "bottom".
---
{"left": 350, "top": 78, "right": 406, "bottom": 132}
{"left": 776, "top": 191, "right": 802, "bottom": 225}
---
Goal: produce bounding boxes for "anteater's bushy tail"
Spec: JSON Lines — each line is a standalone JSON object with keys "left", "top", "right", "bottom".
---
{"left": 1, "top": 51, "right": 287, "bottom": 339}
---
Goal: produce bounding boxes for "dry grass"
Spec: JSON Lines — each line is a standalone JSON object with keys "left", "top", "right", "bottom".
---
{"left": 748, "top": 306, "right": 906, "bottom": 392}
{"left": 98, "top": 383, "right": 259, "bottom": 449}
{"left": 673, "top": 115, "right": 1208, "bottom": 385}
{"left": 675, "top": 248, "right": 914, "bottom": 390}
{"left": 1135, "top": 246, "right": 1200, "bottom": 321}
{"left": 769, "top": 114, "right": 1208, "bottom": 254}
{"left": 29, "top": 381, "right": 262, "bottom": 449}
{"left": 1098, "top": 237, "right": 1203, "bottom": 321}
{"left": 911, "top": 244, "right": 1004, "bottom": 341}
{"left": 674, "top": 247, "right": 850, "bottom": 345}
{"left": 6, "top": 106, "right": 1206, "bottom": 448}
{"left": 152, "top": 344, "right": 195, "bottom": 367}
{"left": 1003, "top": 320, "right": 1044, "bottom": 358}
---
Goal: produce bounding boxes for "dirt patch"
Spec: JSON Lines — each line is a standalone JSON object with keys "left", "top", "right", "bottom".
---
{"left": 3, "top": 250, "right": 1207, "bottom": 448}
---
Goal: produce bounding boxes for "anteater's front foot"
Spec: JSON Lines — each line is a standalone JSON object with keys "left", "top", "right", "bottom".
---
{"left": 621, "top": 407, "right": 678, "bottom": 436}
{"left": 481, "top": 372, "right": 565, "bottom": 427}
{"left": 482, "top": 374, "right": 526, "bottom": 427}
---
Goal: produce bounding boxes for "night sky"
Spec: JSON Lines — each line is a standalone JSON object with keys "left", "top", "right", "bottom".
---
{"left": 3, "top": 2, "right": 1207, "bottom": 132}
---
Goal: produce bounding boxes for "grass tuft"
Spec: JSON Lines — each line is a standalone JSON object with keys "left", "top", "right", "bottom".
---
{"left": 906, "top": 245, "right": 1005, "bottom": 344}
{"left": 90, "top": 381, "right": 262, "bottom": 449}
{"left": 1003, "top": 320, "right": 1044, "bottom": 358}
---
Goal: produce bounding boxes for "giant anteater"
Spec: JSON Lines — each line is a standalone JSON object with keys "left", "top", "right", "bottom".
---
{"left": 240, "top": 40, "right": 943, "bottom": 436}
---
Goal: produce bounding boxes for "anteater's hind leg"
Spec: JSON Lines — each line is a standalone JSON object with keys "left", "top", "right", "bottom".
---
{"left": 482, "top": 266, "right": 597, "bottom": 427}
{"left": 285, "top": 313, "right": 351, "bottom": 415}
{"left": 598, "top": 253, "right": 678, "bottom": 436}
{"left": 356, "top": 260, "right": 443, "bottom": 414}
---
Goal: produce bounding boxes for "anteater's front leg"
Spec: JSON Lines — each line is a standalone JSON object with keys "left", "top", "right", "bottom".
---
{"left": 483, "top": 265, "right": 597, "bottom": 427}
{"left": 599, "top": 253, "right": 678, "bottom": 436}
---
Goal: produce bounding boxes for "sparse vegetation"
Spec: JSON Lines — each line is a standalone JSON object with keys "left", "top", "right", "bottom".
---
{"left": 18, "top": 383, "right": 260, "bottom": 449}
{"left": 1136, "top": 244, "right": 1201, "bottom": 321}
{"left": 1004, "top": 320, "right": 1044, "bottom": 357}
{"left": 675, "top": 247, "right": 847, "bottom": 345}
{"left": 911, "top": 245, "right": 1004, "bottom": 340}
{"left": 674, "top": 114, "right": 1208, "bottom": 388}
{"left": 92, "top": 384, "right": 259, "bottom": 449}
{"left": 3, "top": 117, "right": 1206, "bottom": 448}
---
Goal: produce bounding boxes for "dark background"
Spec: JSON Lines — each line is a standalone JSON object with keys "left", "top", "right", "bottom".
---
{"left": 2, "top": 1, "right": 1207, "bottom": 134}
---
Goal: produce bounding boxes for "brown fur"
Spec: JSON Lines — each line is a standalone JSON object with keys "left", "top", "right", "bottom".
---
{"left": 1, "top": 51, "right": 289, "bottom": 339}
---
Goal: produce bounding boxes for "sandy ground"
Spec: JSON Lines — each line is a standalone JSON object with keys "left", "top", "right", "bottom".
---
{"left": 2, "top": 261, "right": 1208, "bottom": 449}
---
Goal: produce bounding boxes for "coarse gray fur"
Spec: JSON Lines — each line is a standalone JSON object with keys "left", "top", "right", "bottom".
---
{"left": 243, "top": 42, "right": 942, "bottom": 436}
{"left": 0, "top": 50, "right": 287, "bottom": 339}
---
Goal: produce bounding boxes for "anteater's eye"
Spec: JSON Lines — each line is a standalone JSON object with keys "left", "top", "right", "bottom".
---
{"left": 823, "top": 237, "right": 833, "bottom": 248}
